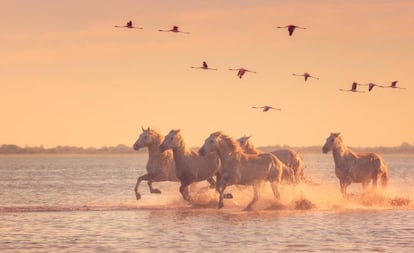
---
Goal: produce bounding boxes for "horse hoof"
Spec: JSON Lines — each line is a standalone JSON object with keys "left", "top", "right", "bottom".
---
{"left": 218, "top": 202, "right": 224, "bottom": 209}
{"left": 223, "top": 193, "right": 233, "bottom": 199}
{"left": 151, "top": 189, "right": 161, "bottom": 194}
{"left": 243, "top": 206, "right": 252, "bottom": 211}
{"left": 135, "top": 192, "right": 141, "bottom": 200}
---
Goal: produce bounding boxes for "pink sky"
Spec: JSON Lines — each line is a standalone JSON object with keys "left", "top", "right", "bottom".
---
{"left": 1, "top": 0, "right": 413, "bottom": 148}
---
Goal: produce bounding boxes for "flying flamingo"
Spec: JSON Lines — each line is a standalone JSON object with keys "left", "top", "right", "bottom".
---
{"left": 252, "top": 105, "right": 281, "bottom": 112}
{"left": 339, "top": 82, "right": 365, "bottom": 93}
{"left": 360, "top": 82, "right": 384, "bottom": 92}
{"left": 277, "top": 25, "right": 307, "bottom": 36}
{"left": 191, "top": 61, "right": 217, "bottom": 70}
{"left": 159, "top": 26, "right": 190, "bottom": 34}
{"left": 229, "top": 68, "right": 256, "bottom": 79}
{"left": 385, "top": 81, "right": 406, "bottom": 89}
{"left": 292, "top": 72, "right": 319, "bottom": 82}
{"left": 114, "top": 20, "right": 143, "bottom": 29}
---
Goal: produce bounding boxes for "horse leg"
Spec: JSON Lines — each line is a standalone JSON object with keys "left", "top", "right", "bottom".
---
{"left": 179, "top": 182, "right": 192, "bottom": 202}
{"left": 270, "top": 181, "right": 281, "bottom": 200}
{"left": 340, "top": 179, "right": 351, "bottom": 198}
{"left": 362, "top": 180, "right": 370, "bottom": 193}
{"left": 148, "top": 180, "right": 161, "bottom": 194}
{"left": 206, "top": 177, "right": 216, "bottom": 189}
{"left": 217, "top": 183, "right": 227, "bottom": 209}
{"left": 282, "top": 166, "right": 295, "bottom": 184}
{"left": 134, "top": 174, "right": 150, "bottom": 200}
{"left": 244, "top": 184, "right": 259, "bottom": 211}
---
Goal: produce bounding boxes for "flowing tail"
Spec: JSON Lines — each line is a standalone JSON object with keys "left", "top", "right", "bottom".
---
{"left": 270, "top": 154, "right": 293, "bottom": 183}
{"left": 381, "top": 170, "right": 389, "bottom": 189}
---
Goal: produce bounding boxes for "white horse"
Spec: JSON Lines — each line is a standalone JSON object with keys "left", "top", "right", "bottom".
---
{"left": 199, "top": 132, "right": 283, "bottom": 210}
{"left": 159, "top": 129, "right": 220, "bottom": 202}
{"left": 322, "top": 133, "right": 389, "bottom": 196}
{"left": 238, "top": 136, "right": 305, "bottom": 183}
{"left": 133, "top": 128, "right": 178, "bottom": 200}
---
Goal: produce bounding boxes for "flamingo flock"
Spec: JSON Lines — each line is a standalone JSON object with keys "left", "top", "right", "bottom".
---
{"left": 340, "top": 81, "right": 406, "bottom": 93}
{"left": 113, "top": 19, "right": 404, "bottom": 112}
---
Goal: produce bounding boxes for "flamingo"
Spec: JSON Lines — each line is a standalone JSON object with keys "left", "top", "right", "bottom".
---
{"left": 252, "top": 105, "right": 281, "bottom": 112}
{"left": 277, "top": 25, "right": 306, "bottom": 36}
{"left": 229, "top": 68, "right": 256, "bottom": 79}
{"left": 159, "top": 26, "right": 190, "bottom": 34}
{"left": 292, "top": 72, "right": 319, "bottom": 82}
{"left": 385, "top": 81, "right": 406, "bottom": 89}
{"left": 339, "top": 82, "right": 365, "bottom": 93}
{"left": 360, "top": 82, "right": 384, "bottom": 92}
{"left": 191, "top": 61, "right": 217, "bottom": 71}
{"left": 114, "top": 20, "right": 143, "bottom": 29}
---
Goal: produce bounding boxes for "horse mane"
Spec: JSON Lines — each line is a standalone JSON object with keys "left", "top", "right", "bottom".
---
{"left": 217, "top": 132, "right": 244, "bottom": 154}
{"left": 332, "top": 133, "right": 357, "bottom": 156}
{"left": 170, "top": 129, "right": 193, "bottom": 154}
{"left": 147, "top": 129, "right": 163, "bottom": 143}
{"left": 244, "top": 139, "right": 261, "bottom": 154}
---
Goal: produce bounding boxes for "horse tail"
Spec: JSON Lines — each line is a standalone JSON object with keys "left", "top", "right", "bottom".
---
{"left": 294, "top": 152, "right": 306, "bottom": 182}
{"left": 273, "top": 154, "right": 294, "bottom": 183}
{"left": 377, "top": 157, "right": 389, "bottom": 189}
{"left": 381, "top": 169, "right": 389, "bottom": 189}
{"left": 268, "top": 154, "right": 284, "bottom": 182}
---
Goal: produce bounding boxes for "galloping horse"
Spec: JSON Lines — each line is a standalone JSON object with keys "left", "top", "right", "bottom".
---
{"left": 159, "top": 129, "right": 220, "bottom": 202}
{"left": 238, "top": 136, "right": 305, "bottom": 183}
{"left": 199, "top": 132, "right": 283, "bottom": 210}
{"left": 133, "top": 128, "right": 178, "bottom": 200}
{"left": 322, "top": 133, "right": 389, "bottom": 196}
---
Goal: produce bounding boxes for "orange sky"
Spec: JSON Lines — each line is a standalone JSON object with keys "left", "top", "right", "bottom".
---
{"left": 1, "top": 0, "right": 413, "bottom": 148}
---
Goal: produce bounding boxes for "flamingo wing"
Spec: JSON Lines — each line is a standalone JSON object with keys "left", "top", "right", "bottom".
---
{"left": 287, "top": 25, "right": 297, "bottom": 35}
{"left": 352, "top": 82, "right": 358, "bottom": 90}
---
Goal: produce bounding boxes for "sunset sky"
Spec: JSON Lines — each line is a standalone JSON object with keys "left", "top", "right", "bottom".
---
{"left": 1, "top": 0, "right": 413, "bottom": 148}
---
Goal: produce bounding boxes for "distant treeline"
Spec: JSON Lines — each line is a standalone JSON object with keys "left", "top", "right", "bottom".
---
{"left": 1, "top": 142, "right": 413, "bottom": 154}
{"left": 259, "top": 143, "right": 414, "bottom": 154}
{"left": 0, "top": 144, "right": 136, "bottom": 154}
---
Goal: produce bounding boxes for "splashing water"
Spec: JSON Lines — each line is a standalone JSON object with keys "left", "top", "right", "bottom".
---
{"left": 0, "top": 154, "right": 412, "bottom": 213}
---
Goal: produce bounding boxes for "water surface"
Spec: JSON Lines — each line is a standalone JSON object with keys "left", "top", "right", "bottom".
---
{"left": 1, "top": 154, "right": 413, "bottom": 252}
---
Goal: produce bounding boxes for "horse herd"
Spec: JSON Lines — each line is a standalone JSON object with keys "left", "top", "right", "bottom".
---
{"left": 133, "top": 128, "right": 390, "bottom": 210}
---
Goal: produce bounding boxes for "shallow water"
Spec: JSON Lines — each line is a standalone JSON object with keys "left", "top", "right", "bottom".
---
{"left": 1, "top": 153, "right": 413, "bottom": 252}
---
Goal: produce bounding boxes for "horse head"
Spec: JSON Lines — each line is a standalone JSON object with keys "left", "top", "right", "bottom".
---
{"left": 133, "top": 127, "right": 159, "bottom": 151}
{"left": 322, "top": 132, "right": 342, "bottom": 153}
{"left": 160, "top": 129, "right": 181, "bottom": 152}
{"left": 237, "top": 135, "right": 254, "bottom": 152}
{"left": 237, "top": 135, "right": 251, "bottom": 147}
{"left": 199, "top": 132, "right": 222, "bottom": 156}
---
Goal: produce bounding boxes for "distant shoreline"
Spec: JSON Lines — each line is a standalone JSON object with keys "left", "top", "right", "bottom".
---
{"left": 1, "top": 143, "right": 413, "bottom": 155}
